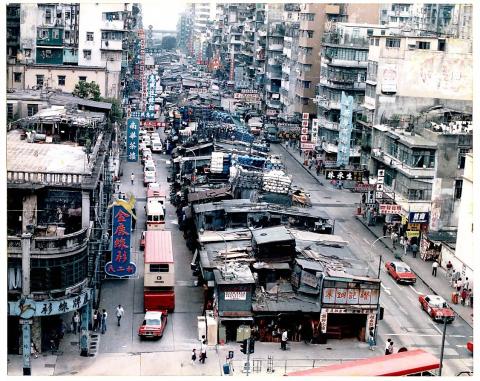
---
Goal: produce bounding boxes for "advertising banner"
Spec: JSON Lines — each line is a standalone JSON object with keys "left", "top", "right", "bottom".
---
{"left": 126, "top": 118, "right": 140, "bottom": 162}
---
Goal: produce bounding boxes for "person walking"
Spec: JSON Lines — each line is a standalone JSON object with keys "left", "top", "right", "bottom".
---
{"left": 391, "top": 231, "right": 398, "bottom": 249}
{"left": 463, "top": 277, "right": 470, "bottom": 292}
{"left": 411, "top": 242, "right": 418, "bottom": 258}
{"left": 199, "top": 340, "right": 207, "bottom": 364}
{"left": 31, "top": 342, "right": 39, "bottom": 359}
{"left": 116, "top": 305, "right": 125, "bottom": 327}
{"left": 72, "top": 311, "right": 80, "bottom": 334}
{"left": 367, "top": 328, "right": 376, "bottom": 351}
{"left": 404, "top": 238, "right": 410, "bottom": 256}
{"left": 130, "top": 172, "right": 135, "bottom": 185}
{"left": 469, "top": 289, "right": 473, "bottom": 308}
{"left": 456, "top": 278, "right": 463, "bottom": 293}
{"left": 446, "top": 261, "right": 453, "bottom": 279}
{"left": 382, "top": 223, "right": 388, "bottom": 237}
{"left": 101, "top": 309, "right": 108, "bottom": 334}
{"left": 385, "top": 339, "right": 392, "bottom": 355}
{"left": 281, "top": 329, "right": 288, "bottom": 351}
{"left": 388, "top": 341, "right": 394, "bottom": 355}
{"left": 96, "top": 310, "right": 103, "bottom": 332}
{"left": 316, "top": 163, "right": 321, "bottom": 176}
{"left": 191, "top": 348, "right": 197, "bottom": 365}
{"left": 431, "top": 261, "right": 439, "bottom": 277}
{"left": 92, "top": 309, "right": 99, "bottom": 332}
{"left": 461, "top": 288, "right": 468, "bottom": 306}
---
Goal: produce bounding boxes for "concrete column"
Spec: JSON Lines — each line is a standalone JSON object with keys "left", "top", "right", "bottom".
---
{"left": 22, "top": 195, "right": 37, "bottom": 233}
{"left": 81, "top": 191, "right": 90, "bottom": 228}
{"left": 31, "top": 317, "right": 42, "bottom": 354}
{"left": 21, "top": 233, "right": 32, "bottom": 296}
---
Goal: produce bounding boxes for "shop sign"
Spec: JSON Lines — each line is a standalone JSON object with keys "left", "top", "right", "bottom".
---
{"left": 406, "top": 231, "right": 420, "bottom": 238}
{"left": 367, "top": 313, "right": 376, "bottom": 332}
{"left": 324, "top": 308, "right": 373, "bottom": 314}
{"left": 325, "top": 170, "right": 364, "bottom": 182}
{"left": 8, "top": 288, "right": 92, "bottom": 317}
{"left": 407, "top": 223, "right": 421, "bottom": 231}
{"left": 224, "top": 291, "right": 247, "bottom": 301}
{"left": 126, "top": 118, "right": 139, "bottom": 162}
{"left": 301, "top": 120, "right": 309, "bottom": 127}
{"left": 355, "top": 184, "right": 376, "bottom": 192}
{"left": 379, "top": 204, "right": 402, "bottom": 214}
{"left": 302, "top": 113, "right": 309, "bottom": 120}
{"left": 105, "top": 203, "right": 137, "bottom": 277}
{"left": 409, "top": 212, "right": 430, "bottom": 224}
{"left": 346, "top": 288, "right": 359, "bottom": 304}
{"left": 300, "top": 135, "right": 308, "bottom": 142}
{"left": 320, "top": 310, "right": 328, "bottom": 333}
{"left": 301, "top": 142, "right": 315, "bottom": 150}
{"left": 301, "top": 270, "right": 318, "bottom": 289}
{"left": 266, "top": 109, "right": 277, "bottom": 116}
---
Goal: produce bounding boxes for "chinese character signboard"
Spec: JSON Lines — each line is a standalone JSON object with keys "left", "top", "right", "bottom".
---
{"left": 126, "top": 118, "right": 139, "bottom": 162}
{"left": 105, "top": 204, "right": 137, "bottom": 277}
{"left": 311, "top": 118, "right": 319, "bottom": 144}
{"left": 325, "top": 169, "right": 364, "bottom": 182}
{"left": 408, "top": 212, "right": 430, "bottom": 224}
{"left": 379, "top": 204, "right": 402, "bottom": 214}
{"left": 322, "top": 285, "right": 379, "bottom": 305}
{"left": 337, "top": 91, "right": 354, "bottom": 167}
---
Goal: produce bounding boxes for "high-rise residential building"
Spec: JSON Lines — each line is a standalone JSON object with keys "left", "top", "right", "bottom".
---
{"left": 279, "top": 3, "right": 301, "bottom": 118}
{"left": 6, "top": 4, "right": 21, "bottom": 59}
{"left": 454, "top": 4, "right": 473, "bottom": 40}
{"left": 177, "top": 10, "right": 194, "bottom": 55}
{"left": 252, "top": 4, "right": 266, "bottom": 90}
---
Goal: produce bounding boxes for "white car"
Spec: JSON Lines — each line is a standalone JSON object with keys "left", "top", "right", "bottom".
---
{"left": 151, "top": 140, "right": 163, "bottom": 153}
{"left": 144, "top": 162, "right": 156, "bottom": 174}
{"left": 144, "top": 171, "right": 156, "bottom": 186}
{"left": 148, "top": 182, "right": 161, "bottom": 191}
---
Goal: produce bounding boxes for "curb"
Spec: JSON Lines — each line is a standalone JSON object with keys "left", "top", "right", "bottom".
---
{"left": 355, "top": 216, "right": 473, "bottom": 329}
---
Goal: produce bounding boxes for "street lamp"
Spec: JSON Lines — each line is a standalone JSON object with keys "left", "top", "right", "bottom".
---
{"left": 438, "top": 316, "right": 448, "bottom": 376}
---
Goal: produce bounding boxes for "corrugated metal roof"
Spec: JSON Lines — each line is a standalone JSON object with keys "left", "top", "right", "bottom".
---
{"left": 252, "top": 226, "right": 294, "bottom": 245}
{"left": 145, "top": 231, "right": 174, "bottom": 264}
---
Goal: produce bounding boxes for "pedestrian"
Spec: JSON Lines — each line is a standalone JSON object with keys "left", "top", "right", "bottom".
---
{"left": 404, "top": 238, "right": 410, "bottom": 256}
{"left": 316, "top": 164, "right": 321, "bottom": 176}
{"left": 385, "top": 338, "right": 392, "bottom": 355}
{"left": 199, "top": 340, "right": 207, "bottom": 364}
{"left": 96, "top": 310, "right": 103, "bottom": 332}
{"left": 191, "top": 348, "right": 197, "bottom": 365}
{"left": 451, "top": 269, "right": 460, "bottom": 287}
{"left": 411, "top": 242, "right": 418, "bottom": 258}
{"left": 101, "top": 309, "right": 108, "bottom": 334}
{"left": 72, "top": 311, "right": 80, "bottom": 334}
{"left": 431, "top": 261, "right": 439, "bottom": 277}
{"left": 469, "top": 289, "right": 473, "bottom": 307}
{"left": 463, "top": 277, "right": 470, "bottom": 291}
{"left": 92, "top": 309, "right": 99, "bottom": 332}
{"left": 281, "top": 329, "right": 288, "bottom": 350}
{"left": 461, "top": 288, "right": 468, "bottom": 305}
{"left": 31, "top": 342, "right": 39, "bottom": 358}
{"left": 388, "top": 341, "right": 394, "bottom": 355}
{"left": 367, "top": 328, "right": 376, "bottom": 351}
{"left": 131, "top": 172, "right": 135, "bottom": 185}
{"left": 382, "top": 223, "right": 387, "bottom": 237}
{"left": 456, "top": 278, "right": 463, "bottom": 293}
{"left": 446, "top": 261, "right": 453, "bottom": 279}
{"left": 391, "top": 231, "right": 398, "bottom": 249}
{"left": 116, "top": 304, "right": 125, "bottom": 327}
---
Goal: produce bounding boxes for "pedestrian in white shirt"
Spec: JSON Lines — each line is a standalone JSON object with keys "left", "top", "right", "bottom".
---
{"left": 281, "top": 330, "right": 288, "bottom": 350}
{"left": 116, "top": 305, "right": 125, "bottom": 327}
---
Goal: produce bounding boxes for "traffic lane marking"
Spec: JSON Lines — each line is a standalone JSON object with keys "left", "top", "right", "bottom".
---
{"left": 381, "top": 283, "right": 391, "bottom": 295}
{"left": 431, "top": 321, "right": 443, "bottom": 335}
{"left": 409, "top": 285, "right": 423, "bottom": 295}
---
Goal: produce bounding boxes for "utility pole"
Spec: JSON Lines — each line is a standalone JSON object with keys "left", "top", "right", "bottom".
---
{"left": 246, "top": 337, "right": 251, "bottom": 376}
{"left": 438, "top": 316, "right": 448, "bottom": 376}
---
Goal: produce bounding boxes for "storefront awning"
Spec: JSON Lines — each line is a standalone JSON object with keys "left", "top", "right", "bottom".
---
{"left": 218, "top": 316, "right": 253, "bottom": 321}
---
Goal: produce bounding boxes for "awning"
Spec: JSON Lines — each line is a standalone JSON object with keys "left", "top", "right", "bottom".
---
{"left": 218, "top": 316, "right": 253, "bottom": 321}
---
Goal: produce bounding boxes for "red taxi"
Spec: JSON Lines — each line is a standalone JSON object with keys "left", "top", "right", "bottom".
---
{"left": 385, "top": 261, "right": 416, "bottom": 284}
{"left": 419, "top": 295, "right": 455, "bottom": 323}
{"left": 138, "top": 310, "right": 167, "bottom": 339}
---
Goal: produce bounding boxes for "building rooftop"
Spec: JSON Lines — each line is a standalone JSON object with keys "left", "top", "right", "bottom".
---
{"left": 252, "top": 226, "right": 294, "bottom": 245}
{"left": 7, "top": 130, "right": 89, "bottom": 174}
{"left": 374, "top": 125, "right": 437, "bottom": 149}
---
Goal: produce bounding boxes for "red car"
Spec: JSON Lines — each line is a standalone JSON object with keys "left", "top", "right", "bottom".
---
{"left": 138, "top": 310, "right": 167, "bottom": 339}
{"left": 140, "top": 231, "right": 146, "bottom": 251}
{"left": 419, "top": 295, "right": 455, "bottom": 323}
{"left": 385, "top": 261, "right": 416, "bottom": 284}
{"left": 467, "top": 341, "right": 473, "bottom": 354}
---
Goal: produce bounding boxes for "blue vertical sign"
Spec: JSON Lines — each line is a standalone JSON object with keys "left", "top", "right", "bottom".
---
{"left": 105, "top": 205, "right": 137, "bottom": 277}
{"left": 126, "top": 118, "right": 139, "bottom": 162}
{"left": 337, "top": 91, "right": 354, "bottom": 167}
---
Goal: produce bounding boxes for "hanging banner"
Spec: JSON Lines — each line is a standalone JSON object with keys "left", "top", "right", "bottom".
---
{"left": 105, "top": 202, "right": 137, "bottom": 277}
{"left": 126, "top": 118, "right": 140, "bottom": 162}
{"left": 337, "top": 91, "right": 354, "bottom": 167}
{"left": 379, "top": 204, "right": 402, "bottom": 214}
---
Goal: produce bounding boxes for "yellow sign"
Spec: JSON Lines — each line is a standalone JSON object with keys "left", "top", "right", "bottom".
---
{"left": 401, "top": 216, "right": 408, "bottom": 224}
{"left": 408, "top": 223, "right": 421, "bottom": 231}
{"left": 406, "top": 231, "right": 420, "bottom": 238}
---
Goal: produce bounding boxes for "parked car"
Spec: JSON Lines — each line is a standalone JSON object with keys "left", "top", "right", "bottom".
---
{"left": 148, "top": 182, "right": 161, "bottom": 191}
{"left": 142, "top": 148, "right": 152, "bottom": 164}
{"left": 140, "top": 231, "right": 146, "bottom": 251}
{"left": 151, "top": 140, "right": 163, "bottom": 153}
{"left": 385, "top": 261, "right": 417, "bottom": 284}
{"left": 144, "top": 171, "right": 156, "bottom": 186}
{"left": 467, "top": 341, "right": 473, "bottom": 354}
{"left": 419, "top": 295, "right": 455, "bottom": 323}
{"left": 144, "top": 160, "right": 156, "bottom": 174}
{"left": 138, "top": 310, "right": 167, "bottom": 339}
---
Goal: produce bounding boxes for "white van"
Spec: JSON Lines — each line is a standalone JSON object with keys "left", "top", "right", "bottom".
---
{"left": 151, "top": 140, "right": 163, "bottom": 153}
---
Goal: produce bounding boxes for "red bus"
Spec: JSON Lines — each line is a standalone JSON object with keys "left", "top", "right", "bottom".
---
{"left": 146, "top": 188, "right": 166, "bottom": 230}
{"left": 286, "top": 349, "right": 440, "bottom": 376}
{"left": 144, "top": 230, "right": 175, "bottom": 312}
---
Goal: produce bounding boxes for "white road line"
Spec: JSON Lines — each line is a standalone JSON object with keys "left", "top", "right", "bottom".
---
{"left": 381, "top": 283, "right": 391, "bottom": 295}
{"left": 409, "top": 285, "right": 423, "bottom": 295}
{"left": 363, "top": 238, "right": 371, "bottom": 245}
{"left": 385, "top": 333, "right": 467, "bottom": 338}
{"left": 431, "top": 321, "right": 443, "bottom": 334}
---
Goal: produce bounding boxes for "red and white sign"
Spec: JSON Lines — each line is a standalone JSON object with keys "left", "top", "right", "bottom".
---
{"left": 302, "top": 113, "right": 309, "bottom": 120}
{"left": 224, "top": 291, "right": 246, "bottom": 301}
{"left": 300, "top": 135, "right": 308, "bottom": 142}
{"left": 379, "top": 204, "right": 402, "bottom": 214}
{"left": 301, "top": 127, "right": 309, "bottom": 135}
{"left": 301, "top": 142, "right": 315, "bottom": 150}
{"left": 301, "top": 120, "right": 309, "bottom": 127}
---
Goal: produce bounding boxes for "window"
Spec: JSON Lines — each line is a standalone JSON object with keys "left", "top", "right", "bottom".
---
{"left": 78, "top": 76, "right": 87, "bottom": 82}
{"left": 14, "top": 72, "right": 22, "bottom": 82}
{"left": 27, "top": 104, "right": 38, "bottom": 116}
{"left": 307, "top": 30, "right": 314, "bottom": 38}
{"left": 367, "top": 29, "right": 374, "bottom": 36}
{"left": 302, "top": 97, "right": 309, "bottom": 105}
{"left": 7, "top": 104, "right": 14, "bottom": 120}
{"left": 150, "top": 264, "right": 169, "bottom": 272}
{"left": 83, "top": 50, "right": 91, "bottom": 59}
{"left": 438, "top": 39, "right": 446, "bottom": 51}
{"left": 455, "top": 180, "right": 463, "bottom": 199}
{"left": 304, "top": 81, "right": 311, "bottom": 89}
{"left": 386, "top": 38, "right": 401, "bottom": 48}
{"left": 381, "top": 30, "right": 386, "bottom": 35}
{"left": 36, "top": 75, "right": 44, "bottom": 86}
{"left": 52, "top": 29, "right": 59, "bottom": 39}
{"left": 458, "top": 148, "right": 469, "bottom": 169}
{"left": 24, "top": 49, "right": 31, "bottom": 57}
{"left": 86, "top": 32, "right": 94, "bottom": 41}
{"left": 417, "top": 41, "right": 430, "bottom": 50}
{"left": 65, "top": 11, "right": 70, "bottom": 19}
{"left": 57, "top": 75, "right": 66, "bottom": 86}
{"left": 43, "top": 49, "right": 52, "bottom": 58}
{"left": 365, "top": 84, "right": 376, "bottom": 98}
{"left": 65, "top": 30, "right": 70, "bottom": 40}
{"left": 38, "top": 29, "right": 48, "bottom": 39}
{"left": 45, "top": 9, "right": 52, "bottom": 24}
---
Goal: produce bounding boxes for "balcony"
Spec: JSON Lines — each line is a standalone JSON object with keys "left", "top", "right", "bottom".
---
{"left": 298, "top": 36, "right": 315, "bottom": 49}
{"left": 268, "top": 43, "right": 284, "bottom": 51}
{"left": 63, "top": 48, "right": 78, "bottom": 64}
{"left": 371, "top": 149, "right": 435, "bottom": 179}
{"left": 317, "top": 115, "right": 340, "bottom": 131}
{"left": 7, "top": 171, "right": 86, "bottom": 187}
{"left": 314, "top": 96, "right": 341, "bottom": 110}
{"left": 319, "top": 78, "right": 366, "bottom": 91}
{"left": 266, "top": 70, "right": 282, "bottom": 80}
{"left": 268, "top": 24, "right": 285, "bottom": 37}
{"left": 327, "top": 58, "right": 368, "bottom": 68}
{"left": 36, "top": 28, "right": 64, "bottom": 47}
{"left": 101, "top": 19, "right": 125, "bottom": 31}
{"left": 322, "top": 33, "right": 369, "bottom": 49}
{"left": 101, "top": 39, "right": 123, "bottom": 51}
{"left": 325, "top": 5, "right": 340, "bottom": 15}
{"left": 7, "top": 226, "right": 90, "bottom": 258}
{"left": 295, "top": 85, "right": 315, "bottom": 99}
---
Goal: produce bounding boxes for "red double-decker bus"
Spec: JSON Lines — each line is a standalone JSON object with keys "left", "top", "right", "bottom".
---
{"left": 143, "top": 230, "right": 175, "bottom": 312}
{"left": 286, "top": 349, "right": 440, "bottom": 376}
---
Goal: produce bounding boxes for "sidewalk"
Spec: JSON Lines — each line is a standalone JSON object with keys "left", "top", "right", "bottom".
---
{"left": 356, "top": 216, "right": 473, "bottom": 328}
{"left": 279, "top": 142, "right": 473, "bottom": 328}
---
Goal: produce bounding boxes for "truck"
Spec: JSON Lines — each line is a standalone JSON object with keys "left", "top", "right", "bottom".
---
{"left": 264, "top": 124, "right": 280, "bottom": 143}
